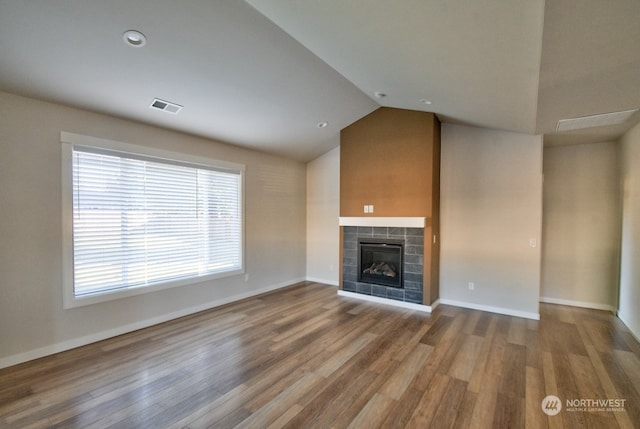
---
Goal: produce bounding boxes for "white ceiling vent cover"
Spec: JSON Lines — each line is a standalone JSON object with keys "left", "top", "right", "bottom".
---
{"left": 556, "top": 109, "right": 638, "bottom": 132}
{"left": 150, "top": 98, "right": 183, "bottom": 114}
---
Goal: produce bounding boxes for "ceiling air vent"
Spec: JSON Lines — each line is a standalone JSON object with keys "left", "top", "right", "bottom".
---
{"left": 556, "top": 109, "right": 638, "bottom": 132}
{"left": 150, "top": 98, "right": 183, "bottom": 114}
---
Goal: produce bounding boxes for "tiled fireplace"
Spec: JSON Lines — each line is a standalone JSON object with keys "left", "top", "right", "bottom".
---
{"left": 342, "top": 223, "right": 424, "bottom": 304}
{"left": 338, "top": 108, "right": 440, "bottom": 309}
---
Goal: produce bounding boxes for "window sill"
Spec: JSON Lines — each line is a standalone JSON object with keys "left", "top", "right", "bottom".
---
{"left": 63, "top": 268, "right": 243, "bottom": 309}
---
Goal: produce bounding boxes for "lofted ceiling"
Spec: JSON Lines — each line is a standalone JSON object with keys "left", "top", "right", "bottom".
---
{"left": 0, "top": 1, "right": 639, "bottom": 161}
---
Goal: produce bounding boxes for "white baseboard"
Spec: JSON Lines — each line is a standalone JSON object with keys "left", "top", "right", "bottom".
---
{"left": 617, "top": 311, "right": 640, "bottom": 343}
{"left": 439, "top": 298, "right": 540, "bottom": 320}
{"left": 305, "top": 277, "right": 339, "bottom": 286}
{"left": 337, "top": 290, "right": 434, "bottom": 313}
{"left": 539, "top": 296, "right": 616, "bottom": 313}
{"left": 0, "top": 278, "right": 305, "bottom": 370}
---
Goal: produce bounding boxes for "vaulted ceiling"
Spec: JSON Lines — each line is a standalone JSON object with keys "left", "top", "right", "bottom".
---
{"left": 1, "top": 0, "right": 638, "bottom": 161}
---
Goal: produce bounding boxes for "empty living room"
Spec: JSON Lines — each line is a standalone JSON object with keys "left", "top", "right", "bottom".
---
{"left": 1, "top": 1, "right": 639, "bottom": 428}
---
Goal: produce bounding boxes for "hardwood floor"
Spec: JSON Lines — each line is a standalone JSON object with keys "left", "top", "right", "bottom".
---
{"left": 1, "top": 282, "right": 639, "bottom": 428}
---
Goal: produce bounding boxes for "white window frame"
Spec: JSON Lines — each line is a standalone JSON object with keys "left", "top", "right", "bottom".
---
{"left": 61, "top": 132, "right": 245, "bottom": 309}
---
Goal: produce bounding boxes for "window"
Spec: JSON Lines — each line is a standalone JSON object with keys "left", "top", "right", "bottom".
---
{"left": 61, "top": 132, "right": 244, "bottom": 308}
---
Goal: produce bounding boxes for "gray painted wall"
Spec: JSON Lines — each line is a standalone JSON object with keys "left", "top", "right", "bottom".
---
{"left": 619, "top": 122, "right": 640, "bottom": 340}
{"left": 306, "top": 146, "right": 340, "bottom": 285}
{"left": 541, "top": 142, "right": 621, "bottom": 310}
{"left": 439, "top": 124, "right": 543, "bottom": 318}
{"left": 0, "top": 91, "right": 307, "bottom": 366}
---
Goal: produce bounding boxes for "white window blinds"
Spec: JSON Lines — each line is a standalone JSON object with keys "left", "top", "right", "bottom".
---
{"left": 70, "top": 145, "right": 243, "bottom": 298}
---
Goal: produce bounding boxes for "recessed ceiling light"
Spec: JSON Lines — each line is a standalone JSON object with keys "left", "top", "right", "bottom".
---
{"left": 419, "top": 99, "right": 432, "bottom": 105}
{"left": 374, "top": 92, "right": 387, "bottom": 99}
{"left": 122, "top": 30, "right": 147, "bottom": 48}
{"left": 317, "top": 121, "right": 329, "bottom": 128}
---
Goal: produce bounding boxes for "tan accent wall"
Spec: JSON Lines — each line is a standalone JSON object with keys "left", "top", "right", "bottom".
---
{"left": 340, "top": 107, "right": 438, "bottom": 217}
{"left": 340, "top": 107, "right": 441, "bottom": 304}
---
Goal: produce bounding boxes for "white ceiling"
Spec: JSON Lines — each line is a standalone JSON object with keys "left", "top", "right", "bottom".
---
{"left": 248, "top": 0, "right": 546, "bottom": 134}
{"left": 1, "top": 1, "right": 639, "bottom": 161}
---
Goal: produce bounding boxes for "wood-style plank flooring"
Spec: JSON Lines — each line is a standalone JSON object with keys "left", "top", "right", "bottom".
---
{"left": 1, "top": 282, "right": 639, "bottom": 428}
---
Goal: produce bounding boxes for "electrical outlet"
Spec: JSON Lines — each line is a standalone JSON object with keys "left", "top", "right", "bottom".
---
{"left": 468, "top": 282, "right": 475, "bottom": 290}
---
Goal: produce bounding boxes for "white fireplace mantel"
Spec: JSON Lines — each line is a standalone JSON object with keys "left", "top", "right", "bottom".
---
{"left": 339, "top": 217, "right": 425, "bottom": 228}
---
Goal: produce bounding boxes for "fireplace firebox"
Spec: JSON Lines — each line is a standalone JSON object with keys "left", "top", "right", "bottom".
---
{"left": 358, "top": 238, "right": 404, "bottom": 288}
